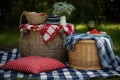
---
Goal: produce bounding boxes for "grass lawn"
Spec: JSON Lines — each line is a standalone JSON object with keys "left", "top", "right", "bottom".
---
{"left": 0, "top": 23, "right": 120, "bottom": 80}
{"left": 0, "top": 26, "right": 20, "bottom": 50}
{"left": 76, "top": 23, "right": 120, "bottom": 57}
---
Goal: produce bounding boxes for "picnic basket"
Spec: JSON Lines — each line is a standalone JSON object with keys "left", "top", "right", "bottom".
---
{"left": 19, "top": 28, "right": 68, "bottom": 62}
{"left": 19, "top": 12, "right": 68, "bottom": 62}
{"left": 69, "top": 40, "right": 102, "bottom": 70}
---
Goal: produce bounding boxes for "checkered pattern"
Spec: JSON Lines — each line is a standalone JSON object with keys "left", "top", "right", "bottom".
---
{"left": 20, "top": 23, "right": 44, "bottom": 30}
{"left": 40, "top": 24, "right": 62, "bottom": 44}
{"left": 0, "top": 49, "right": 120, "bottom": 80}
{"left": 62, "top": 23, "right": 75, "bottom": 35}
{"left": 64, "top": 33, "right": 120, "bottom": 72}
{"left": 20, "top": 23, "right": 75, "bottom": 44}
{"left": 40, "top": 23, "right": 75, "bottom": 44}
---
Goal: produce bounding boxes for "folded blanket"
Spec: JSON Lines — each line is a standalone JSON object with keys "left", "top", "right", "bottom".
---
{"left": 64, "top": 33, "right": 120, "bottom": 72}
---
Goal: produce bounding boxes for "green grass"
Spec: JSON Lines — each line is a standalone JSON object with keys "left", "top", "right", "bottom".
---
{"left": 76, "top": 23, "right": 120, "bottom": 57}
{"left": 0, "top": 27, "right": 20, "bottom": 50}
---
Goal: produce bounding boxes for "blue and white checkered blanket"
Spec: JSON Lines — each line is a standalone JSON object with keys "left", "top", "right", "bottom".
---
{"left": 0, "top": 49, "right": 120, "bottom": 80}
{"left": 64, "top": 33, "right": 120, "bottom": 72}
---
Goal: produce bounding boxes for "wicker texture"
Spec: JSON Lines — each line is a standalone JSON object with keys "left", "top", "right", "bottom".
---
{"left": 19, "top": 29, "right": 68, "bottom": 62}
{"left": 20, "top": 11, "right": 47, "bottom": 25}
{"left": 69, "top": 40, "right": 102, "bottom": 70}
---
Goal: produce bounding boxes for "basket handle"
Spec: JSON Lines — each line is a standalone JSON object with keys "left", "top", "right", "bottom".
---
{"left": 19, "top": 11, "right": 28, "bottom": 28}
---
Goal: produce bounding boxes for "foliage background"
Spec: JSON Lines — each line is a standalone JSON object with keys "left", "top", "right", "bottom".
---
{"left": 0, "top": 0, "right": 120, "bottom": 51}
{"left": 0, "top": 0, "right": 120, "bottom": 27}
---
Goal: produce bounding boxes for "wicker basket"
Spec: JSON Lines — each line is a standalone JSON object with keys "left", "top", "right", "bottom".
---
{"left": 20, "top": 11, "right": 47, "bottom": 25}
{"left": 69, "top": 40, "right": 102, "bottom": 70}
{"left": 19, "top": 29, "right": 68, "bottom": 62}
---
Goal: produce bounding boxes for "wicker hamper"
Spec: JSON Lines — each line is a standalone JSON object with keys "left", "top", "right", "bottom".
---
{"left": 69, "top": 40, "right": 102, "bottom": 70}
{"left": 19, "top": 29, "right": 68, "bottom": 62}
{"left": 20, "top": 11, "right": 47, "bottom": 25}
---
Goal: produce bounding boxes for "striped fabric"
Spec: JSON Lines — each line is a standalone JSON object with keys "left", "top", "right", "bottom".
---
{"left": 0, "top": 49, "right": 120, "bottom": 80}
{"left": 47, "top": 15, "right": 60, "bottom": 25}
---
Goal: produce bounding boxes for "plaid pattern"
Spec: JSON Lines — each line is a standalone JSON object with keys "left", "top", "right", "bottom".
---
{"left": 0, "top": 49, "right": 120, "bottom": 80}
{"left": 40, "top": 24, "right": 62, "bottom": 44}
{"left": 64, "top": 33, "right": 120, "bottom": 72}
{"left": 62, "top": 23, "right": 75, "bottom": 35}
{"left": 20, "top": 23, "right": 75, "bottom": 44}
{"left": 40, "top": 23, "right": 75, "bottom": 44}
{"left": 20, "top": 23, "right": 44, "bottom": 30}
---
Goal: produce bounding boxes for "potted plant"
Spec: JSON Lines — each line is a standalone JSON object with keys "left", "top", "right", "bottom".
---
{"left": 52, "top": 1, "right": 75, "bottom": 26}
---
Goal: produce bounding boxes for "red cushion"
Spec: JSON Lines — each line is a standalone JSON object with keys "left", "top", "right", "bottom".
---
{"left": 1, "top": 56, "right": 66, "bottom": 74}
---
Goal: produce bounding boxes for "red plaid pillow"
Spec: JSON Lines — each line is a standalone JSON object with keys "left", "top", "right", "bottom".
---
{"left": 1, "top": 56, "right": 66, "bottom": 74}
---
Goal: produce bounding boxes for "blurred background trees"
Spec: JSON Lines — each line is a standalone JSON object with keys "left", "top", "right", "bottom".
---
{"left": 0, "top": 0, "right": 120, "bottom": 27}
{"left": 0, "top": 0, "right": 120, "bottom": 51}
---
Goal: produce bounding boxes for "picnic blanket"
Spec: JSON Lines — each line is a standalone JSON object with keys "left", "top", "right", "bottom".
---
{"left": 0, "top": 49, "right": 120, "bottom": 80}
{"left": 64, "top": 33, "right": 120, "bottom": 72}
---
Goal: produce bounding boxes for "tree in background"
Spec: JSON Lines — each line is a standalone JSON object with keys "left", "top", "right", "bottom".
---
{"left": 103, "top": 0, "right": 120, "bottom": 22}
{"left": 0, "top": 0, "right": 120, "bottom": 27}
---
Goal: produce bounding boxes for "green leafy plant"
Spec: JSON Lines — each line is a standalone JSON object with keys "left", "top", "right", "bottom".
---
{"left": 52, "top": 1, "right": 75, "bottom": 16}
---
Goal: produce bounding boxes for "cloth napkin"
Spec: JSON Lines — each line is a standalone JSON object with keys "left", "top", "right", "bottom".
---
{"left": 40, "top": 23, "right": 75, "bottom": 44}
{"left": 20, "top": 23, "right": 75, "bottom": 44}
{"left": 40, "top": 24, "right": 62, "bottom": 44}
